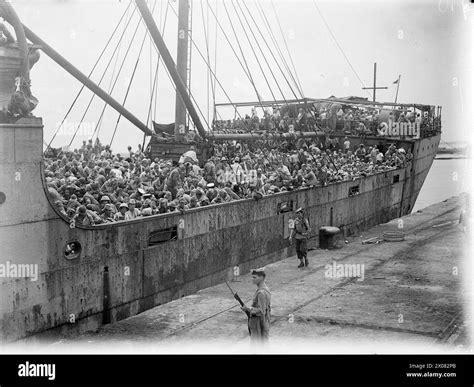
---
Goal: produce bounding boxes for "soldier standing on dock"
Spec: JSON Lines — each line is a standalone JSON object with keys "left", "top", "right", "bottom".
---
{"left": 241, "top": 268, "right": 271, "bottom": 343}
{"left": 289, "top": 207, "right": 311, "bottom": 268}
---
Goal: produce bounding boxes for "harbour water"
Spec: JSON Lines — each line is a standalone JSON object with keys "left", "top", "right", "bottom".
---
{"left": 413, "top": 157, "right": 472, "bottom": 212}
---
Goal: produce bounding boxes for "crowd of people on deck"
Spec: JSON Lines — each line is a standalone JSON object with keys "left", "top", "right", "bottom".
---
{"left": 44, "top": 136, "right": 413, "bottom": 226}
{"left": 212, "top": 104, "right": 438, "bottom": 137}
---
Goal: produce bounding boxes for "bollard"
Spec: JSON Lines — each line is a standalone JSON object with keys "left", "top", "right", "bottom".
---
{"left": 319, "top": 226, "right": 342, "bottom": 249}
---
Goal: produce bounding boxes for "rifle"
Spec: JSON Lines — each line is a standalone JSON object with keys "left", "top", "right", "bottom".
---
{"left": 225, "top": 280, "right": 250, "bottom": 318}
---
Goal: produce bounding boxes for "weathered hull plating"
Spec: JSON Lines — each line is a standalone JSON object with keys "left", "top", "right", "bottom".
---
{"left": 0, "top": 118, "right": 441, "bottom": 341}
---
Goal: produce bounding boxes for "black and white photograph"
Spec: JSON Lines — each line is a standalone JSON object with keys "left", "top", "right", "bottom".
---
{"left": 0, "top": 0, "right": 473, "bottom": 383}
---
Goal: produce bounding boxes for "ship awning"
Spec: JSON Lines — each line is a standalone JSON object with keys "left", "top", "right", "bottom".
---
{"left": 152, "top": 121, "right": 174, "bottom": 136}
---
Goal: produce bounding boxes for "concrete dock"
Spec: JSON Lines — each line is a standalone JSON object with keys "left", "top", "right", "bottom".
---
{"left": 16, "top": 194, "right": 473, "bottom": 353}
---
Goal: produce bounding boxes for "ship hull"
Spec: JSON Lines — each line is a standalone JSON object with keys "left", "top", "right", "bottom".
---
{"left": 0, "top": 120, "right": 440, "bottom": 342}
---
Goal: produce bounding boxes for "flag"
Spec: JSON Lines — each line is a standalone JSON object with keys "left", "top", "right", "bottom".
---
{"left": 393, "top": 78, "right": 399, "bottom": 84}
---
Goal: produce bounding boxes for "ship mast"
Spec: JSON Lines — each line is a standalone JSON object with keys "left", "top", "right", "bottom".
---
{"left": 174, "top": 0, "right": 190, "bottom": 141}
{"left": 135, "top": 0, "right": 206, "bottom": 139}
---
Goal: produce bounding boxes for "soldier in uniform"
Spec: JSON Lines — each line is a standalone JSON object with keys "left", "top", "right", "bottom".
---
{"left": 241, "top": 268, "right": 271, "bottom": 343}
{"left": 289, "top": 207, "right": 311, "bottom": 267}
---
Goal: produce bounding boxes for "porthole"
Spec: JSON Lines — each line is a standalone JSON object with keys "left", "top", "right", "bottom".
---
{"left": 148, "top": 226, "right": 178, "bottom": 246}
{"left": 278, "top": 200, "right": 293, "bottom": 214}
{"left": 349, "top": 185, "right": 360, "bottom": 197}
{"left": 64, "top": 241, "right": 81, "bottom": 260}
{"left": 0, "top": 192, "right": 5, "bottom": 204}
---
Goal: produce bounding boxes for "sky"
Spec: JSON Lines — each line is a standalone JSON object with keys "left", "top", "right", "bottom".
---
{"left": 11, "top": 0, "right": 474, "bottom": 151}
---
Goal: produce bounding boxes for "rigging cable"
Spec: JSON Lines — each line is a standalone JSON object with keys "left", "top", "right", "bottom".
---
{"left": 142, "top": 2, "right": 169, "bottom": 149}
{"left": 144, "top": 6, "right": 211, "bottom": 134}
{"left": 205, "top": 1, "right": 260, "bottom": 116}
{"left": 185, "top": 0, "right": 194, "bottom": 131}
{"left": 200, "top": 0, "right": 212, "bottom": 124}
{"left": 221, "top": 0, "right": 265, "bottom": 113}
{"left": 229, "top": 0, "right": 277, "bottom": 103}
{"left": 256, "top": 1, "right": 304, "bottom": 99}
{"left": 270, "top": 0, "right": 305, "bottom": 97}
{"left": 92, "top": 4, "right": 130, "bottom": 142}
{"left": 145, "top": 0, "right": 170, "bottom": 130}
{"left": 109, "top": 0, "right": 160, "bottom": 147}
{"left": 211, "top": 0, "right": 218, "bottom": 124}
{"left": 46, "top": 1, "right": 132, "bottom": 150}
{"left": 68, "top": 4, "right": 138, "bottom": 147}
{"left": 168, "top": 1, "right": 243, "bottom": 121}
{"left": 311, "top": 0, "right": 372, "bottom": 99}
{"left": 87, "top": 4, "right": 145, "bottom": 144}
{"left": 237, "top": 0, "right": 293, "bottom": 102}
{"left": 142, "top": 0, "right": 156, "bottom": 150}
{"left": 144, "top": 0, "right": 170, "bottom": 150}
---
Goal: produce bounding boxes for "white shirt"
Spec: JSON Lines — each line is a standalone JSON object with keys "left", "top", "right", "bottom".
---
{"left": 110, "top": 168, "right": 123, "bottom": 179}
{"left": 125, "top": 208, "right": 141, "bottom": 220}
{"left": 180, "top": 150, "right": 198, "bottom": 164}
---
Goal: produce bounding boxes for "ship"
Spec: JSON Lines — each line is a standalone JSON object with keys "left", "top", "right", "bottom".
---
{"left": 0, "top": 0, "right": 441, "bottom": 342}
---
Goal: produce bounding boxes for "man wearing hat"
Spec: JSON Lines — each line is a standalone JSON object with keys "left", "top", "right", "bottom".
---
{"left": 115, "top": 203, "right": 128, "bottom": 221}
{"left": 289, "top": 207, "right": 311, "bottom": 268}
{"left": 71, "top": 205, "right": 95, "bottom": 226}
{"left": 241, "top": 268, "right": 271, "bottom": 343}
{"left": 125, "top": 199, "right": 141, "bottom": 220}
{"left": 101, "top": 204, "right": 116, "bottom": 223}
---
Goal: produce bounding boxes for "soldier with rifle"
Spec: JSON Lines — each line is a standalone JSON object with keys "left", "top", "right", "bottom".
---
{"left": 225, "top": 268, "right": 271, "bottom": 343}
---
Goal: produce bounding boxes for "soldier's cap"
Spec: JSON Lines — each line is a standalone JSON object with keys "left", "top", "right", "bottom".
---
{"left": 251, "top": 268, "right": 266, "bottom": 277}
{"left": 295, "top": 207, "right": 303, "bottom": 214}
{"left": 119, "top": 203, "right": 128, "bottom": 209}
{"left": 100, "top": 195, "right": 110, "bottom": 202}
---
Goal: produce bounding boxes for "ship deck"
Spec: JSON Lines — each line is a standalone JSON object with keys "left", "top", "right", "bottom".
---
{"left": 12, "top": 193, "right": 470, "bottom": 353}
